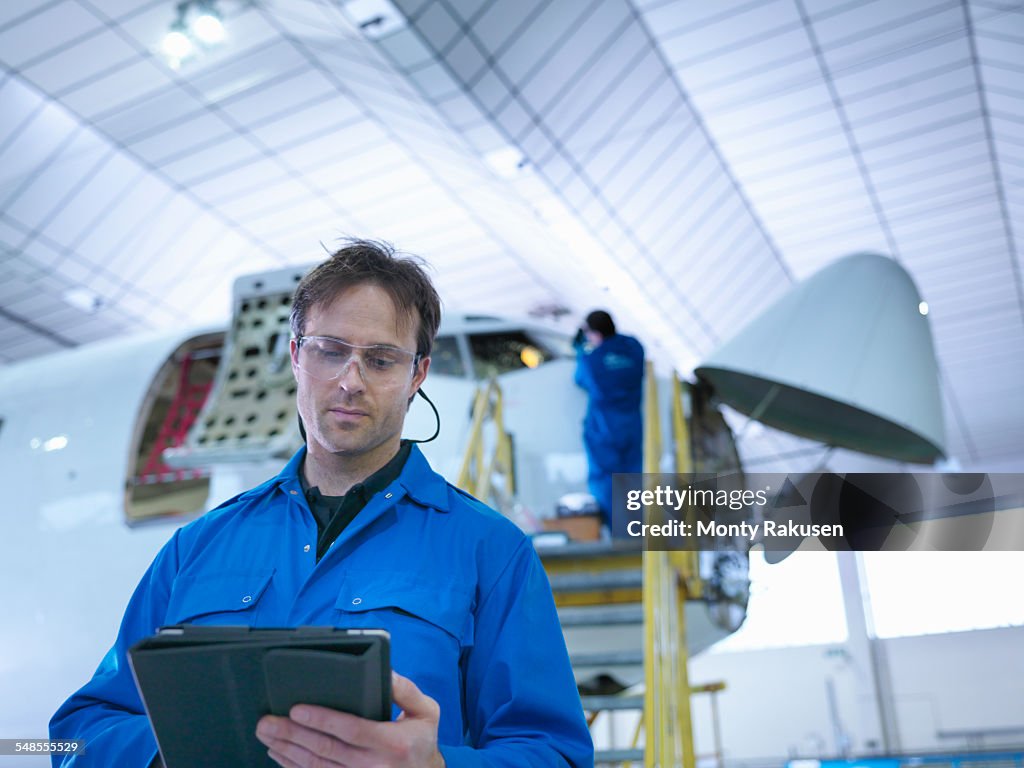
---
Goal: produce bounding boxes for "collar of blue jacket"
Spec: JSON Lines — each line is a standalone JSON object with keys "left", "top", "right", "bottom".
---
{"left": 255, "top": 442, "right": 452, "bottom": 514}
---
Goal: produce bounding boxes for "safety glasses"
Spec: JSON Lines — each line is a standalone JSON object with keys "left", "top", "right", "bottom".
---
{"left": 295, "top": 336, "right": 420, "bottom": 385}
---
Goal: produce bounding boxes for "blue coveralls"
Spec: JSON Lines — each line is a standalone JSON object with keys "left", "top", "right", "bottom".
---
{"left": 50, "top": 445, "right": 593, "bottom": 767}
{"left": 574, "top": 333, "right": 645, "bottom": 533}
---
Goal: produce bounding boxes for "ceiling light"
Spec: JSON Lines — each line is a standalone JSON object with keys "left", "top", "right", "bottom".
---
{"left": 918, "top": 301, "right": 929, "bottom": 316}
{"left": 343, "top": 0, "right": 407, "bottom": 39}
{"left": 43, "top": 435, "right": 69, "bottom": 452}
{"left": 484, "top": 146, "right": 527, "bottom": 179}
{"left": 62, "top": 287, "right": 103, "bottom": 314}
{"left": 191, "top": 3, "right": 225, "bottom": 44}
{"left": 161, "top": 0, "right": 226, "bottom": 68}
{"left": 162, "top": 22, "right": 194, "bottom": 60}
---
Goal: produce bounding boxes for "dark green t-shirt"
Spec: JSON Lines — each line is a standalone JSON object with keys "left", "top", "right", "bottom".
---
{"left": 300, "top": 441, "right": 412, "bottom": 561}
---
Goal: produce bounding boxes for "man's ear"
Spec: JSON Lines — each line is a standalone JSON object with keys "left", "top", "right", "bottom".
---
{"left": 412, "top": 355, "right": 430, "bottom": 392}
{"left": 407, "top": 356, "right": 431, "bottom": 407}
{"left": 290, "top": 338, "right": 300, "bottom": 381}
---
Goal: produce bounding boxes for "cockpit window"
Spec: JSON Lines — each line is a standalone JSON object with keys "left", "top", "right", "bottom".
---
{"left": 468, "top": 330, "right": 571, "bottom": 378}
{"left": 429, "top": 335, "right": 465, "bottom": 377}
{"left": 525, "top": 330, "right": 574, "bottom": 359}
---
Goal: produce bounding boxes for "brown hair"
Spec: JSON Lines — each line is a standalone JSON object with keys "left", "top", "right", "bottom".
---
{"left": 290, "top": 239, "right": 441, "bottom": 357}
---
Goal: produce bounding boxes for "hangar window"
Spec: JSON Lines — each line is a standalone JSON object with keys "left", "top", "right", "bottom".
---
{"left": 861, "top": 552, "right": 1024, "bottom": 638}
{"left": 709, "top": 551, "right": 848, "bottom": 652}
{"left": 468, "top": 330, "right": 571, "bottom": 378}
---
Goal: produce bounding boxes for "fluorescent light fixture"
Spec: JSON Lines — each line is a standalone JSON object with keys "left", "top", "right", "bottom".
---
{"left": 43, "top": 435, "right": 69, "bottom": 452}
{"left": 343, "top": 0, "right": 407, "bottom": 39}
{"left": 484, "top": 146, "right": 527, "bottom": 179}
{"left": 62, "top": 287, "right": 103, "bottom": 314}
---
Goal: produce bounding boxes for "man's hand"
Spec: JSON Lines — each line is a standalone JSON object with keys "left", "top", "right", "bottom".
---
{"left": 256, "top": 671, "right": 445, "bottom": 768}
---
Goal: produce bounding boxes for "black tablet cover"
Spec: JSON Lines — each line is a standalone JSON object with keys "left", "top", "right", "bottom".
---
{"left": 128, "top": 625, "right": 391, "bottom": 768}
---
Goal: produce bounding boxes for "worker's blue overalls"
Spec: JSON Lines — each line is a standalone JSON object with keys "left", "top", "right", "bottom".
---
{"left": 574, "top": 333, "right": 644, "bottom": 535}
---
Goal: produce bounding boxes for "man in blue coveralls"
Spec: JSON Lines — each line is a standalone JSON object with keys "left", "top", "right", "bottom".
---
{"left": 51, "top": 240, "right": 593, "bottom": 767}
{"left": 574, "top": 310, "right": 645, "bottom": 537}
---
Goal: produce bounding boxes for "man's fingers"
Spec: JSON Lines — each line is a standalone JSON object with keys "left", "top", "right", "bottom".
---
{"left": 254, "top": 676, "right": 441, "bottom": 765}
{"left": 257, "top": 713, "right": 367, "bottom": 762}
{"left": 266, "top": 748, "right": 302, "bottom": 768}
{"left": 391, "top": 671, "right": 440, "bottom": 722}
{"left": 298, "top": 705, "right": 394, "bottom": 749}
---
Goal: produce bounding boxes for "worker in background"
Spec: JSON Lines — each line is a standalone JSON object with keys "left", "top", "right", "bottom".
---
{"left": 573, "top": 310, "right": 644, "bottom": 537}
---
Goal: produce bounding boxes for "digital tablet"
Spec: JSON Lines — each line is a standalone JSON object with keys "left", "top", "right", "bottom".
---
{"left": 128, "top": 625, "right": 392, "bottom": 768}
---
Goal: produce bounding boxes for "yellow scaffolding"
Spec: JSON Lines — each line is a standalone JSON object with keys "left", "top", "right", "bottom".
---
{"left": 462, "top": 370, "right": 719, "bottom": 767}
{"left": 642, "top": 363, "right": 700, "bottom": 768}
{"left": 455, "top": 377, "right": 515, "bottom": 508}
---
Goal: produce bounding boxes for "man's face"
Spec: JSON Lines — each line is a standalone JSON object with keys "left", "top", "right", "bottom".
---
{"left": 290, "top": 283, "right": 429, "bottom": 464}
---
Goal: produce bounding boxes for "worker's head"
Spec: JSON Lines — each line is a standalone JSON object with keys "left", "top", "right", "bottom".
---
{"left": 290, "top": 238, "right": 441, "bottom": 359}
{"left": 584, "top": 310, "right": 616, "bottom": 346}
{"left": 289, "top": 239, "right": 441, "bottom": 463}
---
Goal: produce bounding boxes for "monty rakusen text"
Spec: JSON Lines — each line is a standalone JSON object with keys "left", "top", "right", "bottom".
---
{"left": 622, "top": 485, "right": 845, "bottom": 541}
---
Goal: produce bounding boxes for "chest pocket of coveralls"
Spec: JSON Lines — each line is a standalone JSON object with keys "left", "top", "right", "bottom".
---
{"left": 164, "top": 571, "right": 274, "bottom": 626}
{"left": 334, "top": 573, "right": 474, "bottom": 707}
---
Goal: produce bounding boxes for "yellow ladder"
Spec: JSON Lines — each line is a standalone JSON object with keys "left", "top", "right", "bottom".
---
{"left": 458, "top": 370, "right": 714, "bottom": 767}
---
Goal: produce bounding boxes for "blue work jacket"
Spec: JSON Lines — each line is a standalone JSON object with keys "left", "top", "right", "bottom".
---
{"left": 574, "top": 333, "right": 644, "bottom": 432}
{"left": 574, "top": 334, "right": 645, "bottom": 521}
{"left": 50, "top": 445, "right": 594, "bottom": 767}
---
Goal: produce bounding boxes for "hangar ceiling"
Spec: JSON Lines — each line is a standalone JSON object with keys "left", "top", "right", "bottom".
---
{"left": 0, "top": 0, "right": 1021, "bottom": 468}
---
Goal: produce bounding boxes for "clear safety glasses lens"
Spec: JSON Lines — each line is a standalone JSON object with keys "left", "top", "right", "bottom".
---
{"left": 297, "top": 336, "right": 417, "bottom": 384}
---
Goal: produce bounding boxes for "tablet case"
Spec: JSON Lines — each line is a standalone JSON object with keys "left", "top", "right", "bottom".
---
{"left": 128, "top": 625, "right": 391, "bottom": 768}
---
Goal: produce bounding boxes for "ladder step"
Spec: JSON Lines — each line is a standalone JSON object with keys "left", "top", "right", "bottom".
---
{"left": 559, "top": 604, "right": 643, "bottom": 627}
{"left": 595, "top": 747, "right": 644, "bottom": 764}
{"left": 581, "top": 694, "right": 644, "bottom": 711}
{"left": 549, "top": 569, "right": 643, "bottom": 592}
{"left": 571, "top": 649, "right": 644, "bottom": 667}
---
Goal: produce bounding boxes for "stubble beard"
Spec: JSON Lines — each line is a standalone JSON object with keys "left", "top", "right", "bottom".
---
{"left": 314, "top": 409, "right": 375, "bottom": 457}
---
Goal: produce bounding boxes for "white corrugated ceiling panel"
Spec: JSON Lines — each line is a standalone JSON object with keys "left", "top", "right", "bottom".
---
{"left": 0, "top": 0, "right": 1020, "bottom": 468}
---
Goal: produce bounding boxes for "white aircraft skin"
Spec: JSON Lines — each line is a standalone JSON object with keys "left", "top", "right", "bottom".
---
{"left": 0, "top": 313, "right": 734, "bottom": 760}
